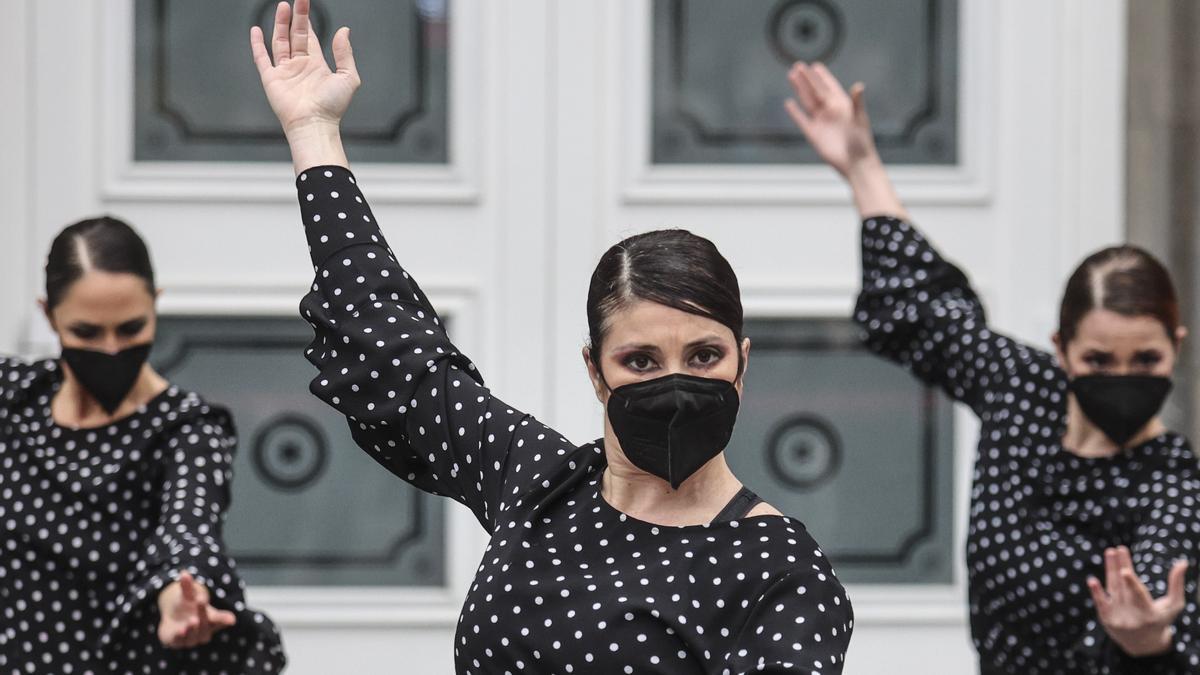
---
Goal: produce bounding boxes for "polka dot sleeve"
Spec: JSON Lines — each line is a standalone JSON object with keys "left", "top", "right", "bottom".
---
{"left": 854, "top": 217, "right": 1048, "bottom": 416}
{"left": 0, "top": 355, "right": 51, "bottom": 411}
{"left": 723, "top": 557, "right": 853, "bottom": 674}
{"left": 296, "top": 166, "right": 544, "bottom": 531}
{"left": 101, "top": 410, "right": 286, "bottom": 671}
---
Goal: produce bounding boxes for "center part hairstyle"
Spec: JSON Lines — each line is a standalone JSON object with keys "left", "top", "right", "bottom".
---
{"left": 44, "top": 216, "right": 156, "bottom": 310}
{"left": 1058, "top": 244, "right": 1180, "bottom": 345}
{"left": 586, "top": 228, "right": 744, "bottom": 374}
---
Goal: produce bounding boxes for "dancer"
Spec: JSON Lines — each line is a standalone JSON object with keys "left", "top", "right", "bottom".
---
{"left": 0, "top": 216, "right": 286, "bottom": 672}
{"left": 784, "top": 62, "right": 1200, "bottom": 673}
{"left": 251, "top": 1, "right": 852, "bottom": 672}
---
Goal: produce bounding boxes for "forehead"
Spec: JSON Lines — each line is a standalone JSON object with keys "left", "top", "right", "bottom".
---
{"left": 53, "top": 270, "right": 155, "bottom": 322}
{"left": 602, "top": 299, "right": 735, "bottom": 349}
{"left": 1070, "top": 309, "right": 1172, "bottom": 349}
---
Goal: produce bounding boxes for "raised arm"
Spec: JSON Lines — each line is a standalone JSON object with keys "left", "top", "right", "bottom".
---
{"left": 784, "top": 63, "right": 1047, "bottom": 415}
{"left": 250, "top": 1, "right": 570, "bottom": 531}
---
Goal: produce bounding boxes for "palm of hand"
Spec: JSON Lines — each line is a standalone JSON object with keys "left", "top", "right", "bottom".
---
{"left": 262, "top": 52, "right": 354, "bottom": 131}
{"left": 1087, "top": 546, "right": 1187, "bottom": 657}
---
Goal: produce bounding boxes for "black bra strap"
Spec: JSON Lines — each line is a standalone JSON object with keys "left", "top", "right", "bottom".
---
{"left": 711, "top": 486, "right": 763, "bottom": 524}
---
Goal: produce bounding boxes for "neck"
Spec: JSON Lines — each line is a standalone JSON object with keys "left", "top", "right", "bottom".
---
{"left": 600, "top": 435, "right": 742, "bottom": 526}
{"left": 53, "top": 364, "right": 167, "bottom": 429}
{"left": 1062, "top": 395, "right": 1166, "bottom": 458}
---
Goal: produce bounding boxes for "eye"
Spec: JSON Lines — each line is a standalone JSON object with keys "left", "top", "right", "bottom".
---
{"left": 1082, "top": 352, "right": 1113, "bottom": 370}
{"left": 1134, "top": 351, "right": 1163, "bottom": 368}
{"left": 69, "top": 325, "right": 100, "bottom": 340}
{"left": 622, "top": 353, "right": 658, "bottom": 373}
{"left": 689, "top": 347, "right": 723, "bottom": 368}
{"left": 117, "top": 320, "right": 147, "bottom": 337}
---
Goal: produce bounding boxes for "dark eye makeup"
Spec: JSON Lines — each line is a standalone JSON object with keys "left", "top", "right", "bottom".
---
{"left": 117, "top": 319, "right": 148, "bottom": 336}
{"left": 67, "top": 323, "right": 101, "bottom": 340}
{"left": 1134, "top": 350, "right": 1163, "bottom": 367}
{"left": 688, "top": 346, "right": 725, "bottom": 368}
{"left": 65, "top": 317, "right": 149, "bottom": 342}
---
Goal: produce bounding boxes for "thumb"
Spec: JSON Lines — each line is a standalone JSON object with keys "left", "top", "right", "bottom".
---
{"left": 209, "top": 607, "right": 238, "bottom": 628}
{"left": 332, "top": 27, "right": 360, "bottom": 83}
{"left": 850, "top": 82, "right": 869, "bottom": 124}
{"left": 1164, "top": 559, "right": 1189, "bottom": 613}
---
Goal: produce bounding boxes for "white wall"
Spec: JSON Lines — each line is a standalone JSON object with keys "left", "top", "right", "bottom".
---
{"left": 0, "top": 1, "right": 1127, "bottom": 672}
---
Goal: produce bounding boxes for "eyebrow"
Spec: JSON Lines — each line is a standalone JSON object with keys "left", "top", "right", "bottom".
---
{"left": 67, "top": 321, "right": 101, "bottom": 331}
{"left": 66, "top": 316, "right": 149, "bottom": 331}
{"left": 609, "top": 336, "right": 728, "bottom": 354}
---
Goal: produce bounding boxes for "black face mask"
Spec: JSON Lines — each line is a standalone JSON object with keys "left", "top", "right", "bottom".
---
{"left": 60, "top": 344, "right": 152, "bottom": 415}
{"left": 1069, "top": 374, "right": 1172, "bottom": 447}
{"left": 606, "top": 373, "right": 740, "bottom": 489}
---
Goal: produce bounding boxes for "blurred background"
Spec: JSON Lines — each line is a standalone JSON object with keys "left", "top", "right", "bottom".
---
{"left": 0, "top": 0, "right": 1193, "bottom": 672}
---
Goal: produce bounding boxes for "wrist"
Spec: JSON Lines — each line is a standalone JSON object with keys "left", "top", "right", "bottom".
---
{"left": 284, "top": 120, "right": 342, "bottom": 147}
{"left": 284, "top": 122, "right": 349, "bottom": 175}
{"left": 842, "top": 153, "right": 886, "bottom": 185}
{"left": 1120, "top": 626, "right": 1174, "bottom": 657}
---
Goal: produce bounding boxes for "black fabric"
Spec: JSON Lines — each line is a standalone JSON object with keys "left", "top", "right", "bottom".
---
{"left": 59, "top": 342, "right": 152, "bottom": 414}
{"left": 711, "top": 486, "right": 763, "bottom": 524}
{"left": 855, "top": 216, "right": 1200, "bottom": 674}
{"left": 607, "top": 373, "right": 740, "bottom": 489}
{"left": 1070, "top": 374, "right": 1173, "bottom": 447}
{"left": 295, "top": 166, "right": 853, "bottom": 674}
{"left": 0, "top": 357, "right": 285, "bottom": 673}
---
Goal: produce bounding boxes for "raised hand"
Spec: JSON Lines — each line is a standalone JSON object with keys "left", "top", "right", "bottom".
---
{"left": 250, "top": 0, "right": 359, "bottom": 134}
{"left": 784, "top": 62, "right": 906, "bottom": 219}
{"left": 251, "top": 0, "right": 357, "bottom": 171}
{"left": 157, "top": 571, "right": 238, "bottom": 649}
{"left": 1087, "top": 545, "right": 1188, "bottom": 657}
{"left": 784, "top": 62, "right": 877, "bottom": 178}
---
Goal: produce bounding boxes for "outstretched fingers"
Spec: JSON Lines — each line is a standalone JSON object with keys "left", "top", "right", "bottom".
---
{"left": 1087, "top": 575, "right": 1112, "bottom": 616}
{"left": 788, "top": 62, "right": 820, "bottom": 112}
{"left": 290, "top": 0, "right": 311, "bottom": 57}
{"left": 1104, "top": 547, "right": 1125, "bottom": 601}
{"left": 179, "top": 571, "right": 197, "bottom": 603}
{"left": 811, "top": 62, "right": 845, "bottom": 98}
{"left": 1121, "top": 568, "right": 1156, "bottom": 609}
{"left": 270, "top": 1, "right": 292, "bottom": 64}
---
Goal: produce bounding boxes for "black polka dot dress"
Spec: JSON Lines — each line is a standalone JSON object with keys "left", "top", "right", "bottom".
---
{"left": 854, "top": 216, "right": 1200, "bottom": 674}
{"left": 0, "top": 358, "right": 286, "bottom": 674}
{"left": 296, "top": 166, "right": 853, "bottom": 674}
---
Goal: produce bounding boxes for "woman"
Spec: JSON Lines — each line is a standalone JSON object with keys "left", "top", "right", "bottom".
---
{"left": 250, "top": 1, "right": 852, "bottom": 672}
{"left": 783, "top": 62, "right": 1200, "bottom": 673}
{"left": 0, "top": 216, "right": 286, "bottom": 672}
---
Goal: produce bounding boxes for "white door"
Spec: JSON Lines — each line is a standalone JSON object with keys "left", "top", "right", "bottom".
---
{"left": 0, "top": 1, "right": 1127, "bottom": 673}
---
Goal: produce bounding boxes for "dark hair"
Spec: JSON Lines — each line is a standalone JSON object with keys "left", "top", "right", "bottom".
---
{"left": 45, "top": 216, "right": 155, "bottom": 310}
{"left": 1058, "top": 245, "right": 1180, "bottom": 345}
{"left": 586, "top": 229, "right": 744, "bottom": 377}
